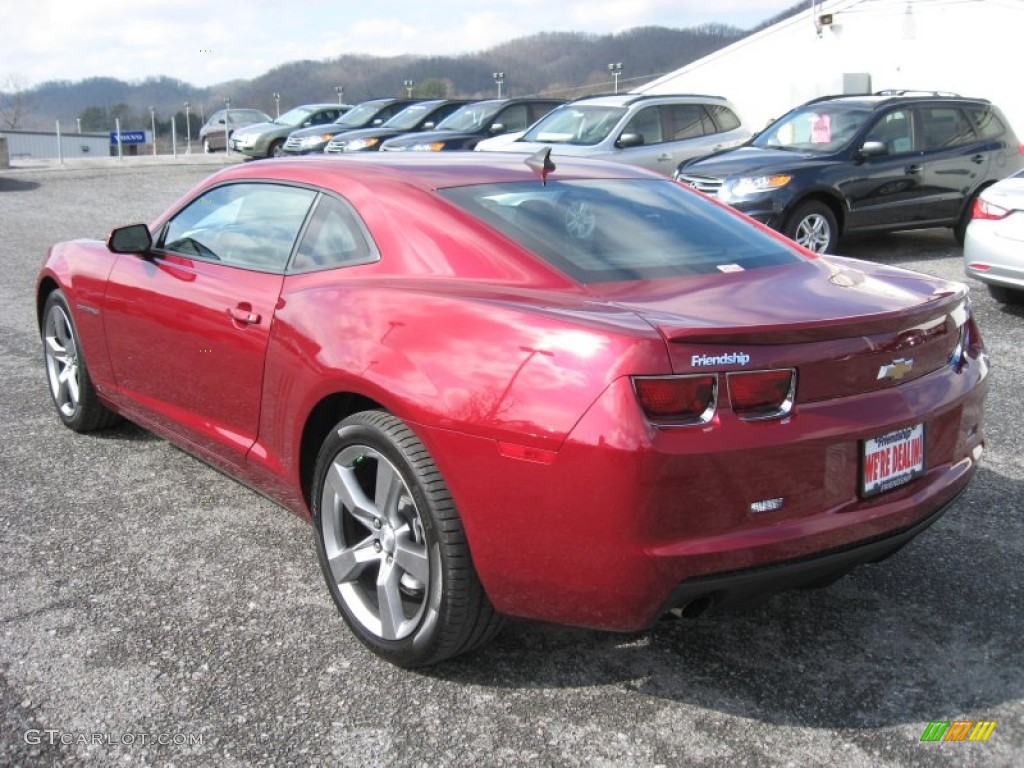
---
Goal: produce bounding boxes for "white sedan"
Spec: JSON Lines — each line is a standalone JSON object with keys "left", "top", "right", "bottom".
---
{"left": 964, "top": 169, "right": 1024, "bottom": 303}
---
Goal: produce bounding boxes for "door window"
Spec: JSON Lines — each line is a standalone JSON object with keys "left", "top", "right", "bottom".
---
{"left": 865, "top": 110, "right": 915, "bottom": 155}
{"left": 160, "top": 183, "right": 316, "bottom": 272}
{"left": 623, "top": 107, "right": 663, "bottom": 145}
{"left": 494, "top": 104, "right": 530, "bottom": 132}
{"left": 665, "top": 105, "right": 710, "bottom": 140}
{"left": 919, "top": 107, "right": 978, "bottom": 150}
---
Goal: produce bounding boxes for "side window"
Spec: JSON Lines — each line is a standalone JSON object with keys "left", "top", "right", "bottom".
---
{"left": 290, "top": 195, "right": 379, "bottom": 272}
{"left": 494, "top": 104, "right": 530, "bottom": 132}
{"left": 966, "top": 106, "right": 1007, "bottom": 139}
{"left": 529, "top": 102, "right": 561, "bottom": 123}
{"left": 865, "top": 110, "right": 915, "bottom": 155}
{"left": 920, "top": 107, "right": 978, "bottom": 150}
{"left": 665, "top": 105, "right": 709, "bottom": 140}
{"left": 708, "top": 105, "right": 741, "bottom": 132}
{"left": 623, "top": 106, "right": 663, "bottom": 145}
{"left": 312, "top": 110, "right": 339, "bottom": 125}
{"left": 160, "top": 183, "right": 317, "bottom": 272}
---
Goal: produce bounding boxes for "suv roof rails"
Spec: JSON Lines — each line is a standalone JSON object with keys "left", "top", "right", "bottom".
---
{"left": 874, "top": 89, "right": 961, "bottom": 97}
{"left": 568, "top": 92, "right": 729, "bottom": 105}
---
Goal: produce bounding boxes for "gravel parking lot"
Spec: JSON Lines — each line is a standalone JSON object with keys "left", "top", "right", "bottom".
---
{"left": 1, "top": 160, "right": 1022, "bottom": 767}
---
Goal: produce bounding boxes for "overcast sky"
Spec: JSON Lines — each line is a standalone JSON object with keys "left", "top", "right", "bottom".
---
{"left": 1, "top": 0, "right": 801, "bottom": 89}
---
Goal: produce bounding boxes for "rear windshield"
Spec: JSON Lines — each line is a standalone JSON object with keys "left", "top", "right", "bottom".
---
{"left": 439, "top": 179, "right": 802, "bottom": 283}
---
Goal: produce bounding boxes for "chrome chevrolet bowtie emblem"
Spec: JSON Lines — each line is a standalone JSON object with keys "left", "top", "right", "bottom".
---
{"left": 878, "top": 358, "right": 914, "bottom": 381}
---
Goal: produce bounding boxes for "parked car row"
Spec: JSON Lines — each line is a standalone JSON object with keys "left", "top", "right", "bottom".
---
{"left": 203, "top": 90, "right": 1024, "bottom": 279}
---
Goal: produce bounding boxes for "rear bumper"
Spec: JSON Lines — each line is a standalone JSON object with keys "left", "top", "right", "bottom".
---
{"left": 660, "top": 487, "right": 960, "bottom": 619}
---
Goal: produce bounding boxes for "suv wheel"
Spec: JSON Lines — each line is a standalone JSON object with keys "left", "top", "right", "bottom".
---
{"left": 785, "top": 201, "right": 837, "bottom": 254}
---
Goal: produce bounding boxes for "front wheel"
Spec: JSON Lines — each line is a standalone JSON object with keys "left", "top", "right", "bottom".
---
{"left": 784, "top": 201, "right": 838, "bottom": 254}
{"left": 312, "top": 411, "right": 502, "bottom": 667}
{"left": 268, "top": 139, "right": 285, "bottom": 158}
{"left": 41, "top": 290, "right": 121, "bottom": 432}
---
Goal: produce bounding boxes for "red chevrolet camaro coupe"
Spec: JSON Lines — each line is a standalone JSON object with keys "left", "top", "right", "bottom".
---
{"left": 37, "top": 153, "right": 988, "bottom": 667}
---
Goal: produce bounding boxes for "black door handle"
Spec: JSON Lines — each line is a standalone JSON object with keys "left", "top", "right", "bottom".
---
{"left": 905, "top": 164, "right": 922, "bottom": 175}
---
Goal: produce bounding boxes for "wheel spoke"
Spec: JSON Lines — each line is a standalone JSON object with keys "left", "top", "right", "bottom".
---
{"left": 374, "top": 460, "right": 405, "bottom": 525}
{"left": 376, "top": 560, "right": 407, "bottom": 641}
{"left": 393, "top": 529, "right": 429, "bottom": 584}
{"left": 327, "top": 535, "right": 380, "bottom": 584}
{"left": 46, "top": 335, "right": 65, "bottom": 356}
{"left": 324, "top": 460, "right": 378, "bottom": 530}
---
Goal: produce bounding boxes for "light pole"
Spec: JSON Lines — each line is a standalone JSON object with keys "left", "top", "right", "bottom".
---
{"left": 184, "top": 101, "right": 192, "bottom": 154}
{"left": 403, "top": 79, "right": 415, "bottom": 98}
{"left": 493, "top": 72, "right": 505, "bottom": 99}
{"left": 223, "top": 97, "right": 231, "bottom": 155}
{"left": 608, "top": 62, "right": 623, "bottom": 94}
{"left": 149, "top": 106, "right": 156, "bottom": 155}
{"left": 273, "top": 92, "right": 280, "bottom": 118}
{"left": 75, "top": 117, "right": 82, "bottom": 134}
{"left": 334, "top": 85, "right": 344, "bottom": 106}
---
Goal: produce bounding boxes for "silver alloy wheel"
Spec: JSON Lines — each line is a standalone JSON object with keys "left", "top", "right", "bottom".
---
{"left": 320, "top": 445, "right": 431, "bottom": 641}
{"left": 43, "top": 303, "right": 80, "bottom": 419}
{"left": 794, "top": 213, "right": 832, "bottom": 253}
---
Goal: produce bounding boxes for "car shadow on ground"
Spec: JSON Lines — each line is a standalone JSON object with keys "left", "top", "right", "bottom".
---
{"left": 838, "top": 228, "right": 961, "bottom": 266}
{"left": 0, "top": 178, "right": 42, "bottom": 192}
{"left": 426, "top": 469, "right": 1023, "bottom": 731}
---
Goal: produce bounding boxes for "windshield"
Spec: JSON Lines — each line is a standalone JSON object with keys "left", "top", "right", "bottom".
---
{"left": 437, "top": 102, "right": 503, "bottom": 132}
{"left": 439, "top": 179, "right": 801, "bottom": 284}
{"left": 523, "top": 105, "right": 627, "bottom": 146}
{"left": 752, "top": 105, "right": 871, "bottom": 153}
{"left": 335, "top": 102, "right": 384, "bottom": 127}
{"left": 276, "top": 106, "right": 315, "bottom": 127}
{"left": 384, "top": 103, "right": 438, "bottom": 131}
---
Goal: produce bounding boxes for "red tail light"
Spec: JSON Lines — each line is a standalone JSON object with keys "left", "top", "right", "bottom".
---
{"left": 972, "top": 197, "right": 1011, "bottom": 221}
{"left": 632, "top": 374, "right": 716, "bottom": 426}
{"left": 727, "top": 369, "right": 796, "bottom": 420}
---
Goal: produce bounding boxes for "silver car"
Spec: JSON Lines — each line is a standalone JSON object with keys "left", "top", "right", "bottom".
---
{"left": 476, "top": 93, "right": 748, "bottom": 175}
{"left": 964, "top": 169, "right": 1024, "bottom": 304}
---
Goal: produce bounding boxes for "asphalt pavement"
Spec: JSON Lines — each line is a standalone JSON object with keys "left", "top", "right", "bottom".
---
{"left": 1, "top": 159, "right": 1021, "bottom": 767}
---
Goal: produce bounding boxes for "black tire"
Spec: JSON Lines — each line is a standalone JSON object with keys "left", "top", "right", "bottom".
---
{"left": 987, "top": 284, "right": 1024, "bottom": 304}
{"left": 954, "top": 188, "right": 983, "bottom": 246}
{"left": 41, "top": 290, "right": 121, "bottom": 433}
{"left": 312, "top": 410, "right": 503, "bottom": 667}
{"left": 784, "top": 201, "right": 838, "bottom": 254}
{"left": 268, "top": 139, "right": 285, "bottom": 158}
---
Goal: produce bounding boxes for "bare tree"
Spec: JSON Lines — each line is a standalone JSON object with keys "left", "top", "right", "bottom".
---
{"left": 0, "top": 73, "right": 29, "bottom": 129}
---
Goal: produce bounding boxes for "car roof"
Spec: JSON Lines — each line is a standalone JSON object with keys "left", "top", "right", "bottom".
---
{"left": 207, "top": 152, "right": 660, "bottom": 193}
{"left": 799, "top": 92, "right": 992, "bottom": 111}
{"left": 568, "top": 93, "right": 731, "bottom": 108}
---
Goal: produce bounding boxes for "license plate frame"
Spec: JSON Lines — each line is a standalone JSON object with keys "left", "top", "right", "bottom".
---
{"left": 860, "top": 424, "right": 926, "bottom": 498}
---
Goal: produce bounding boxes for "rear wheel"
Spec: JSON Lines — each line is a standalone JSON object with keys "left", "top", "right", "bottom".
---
{"left": 312, "top": 411, "right": 502, "bottom": 666}
{"left": 41, "top": 291, "right": 121, "bottom": 432}
{"left": 784, "top": 201, "right": 838, "bottom": 254}
{"left": 954, "top": 188, "right": 984, "bottom": 245}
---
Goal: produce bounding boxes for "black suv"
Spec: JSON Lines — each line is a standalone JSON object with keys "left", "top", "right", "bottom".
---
{"left": 675, "top": 91, "right": 1024, "bottom": 253}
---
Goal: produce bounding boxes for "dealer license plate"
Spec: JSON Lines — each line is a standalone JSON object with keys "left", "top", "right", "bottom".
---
{"left": 861, "top": 424, "right": 925, "bottom": 497}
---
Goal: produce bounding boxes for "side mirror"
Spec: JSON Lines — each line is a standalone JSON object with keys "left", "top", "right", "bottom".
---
{"left": 217, "top": 118, "right": 225, "bottom": 125}
{"left": 422, "top": 121, "right": 435, "bottom": 130}
{"left": 489, "top": 122, "right": 507, "bottom": 135}
{"left": 107, "top": 224, "right": 152, "bottom": 254}
{"left": 616, "top": 132, "right": 644, "bottom": 149}
{"left": 372, "top": 118, "right": 384, "bottom": 126}
{"left": 856, "top": 140, "right": 888, "bottom": 160}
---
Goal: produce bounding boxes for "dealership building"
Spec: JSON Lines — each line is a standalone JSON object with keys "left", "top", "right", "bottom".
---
{"left": 636, "top": 0, "right": 1024, "bottom": 136}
